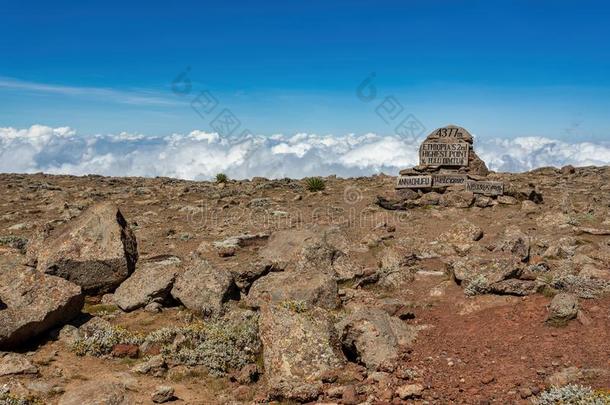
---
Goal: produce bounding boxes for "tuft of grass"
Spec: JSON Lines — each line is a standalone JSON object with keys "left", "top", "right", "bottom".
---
{"left": 83, "top": 303, "right": 120, "bottom": 316}
{"left": 532, "top": 384, "right": 610, "bottom": 404}
{"left": 0, "top": 235, "right": 28, "bottom": 253}
{"left": 304, "top": 177, "right": 326, "bottom": 192}
{"left": 0, "top": 387, "right": 43, "bottom": 405}
{"left": 280, "top": 300, "right": 309, "bottom": 313}
{"left": 215, "top": 173, "right": 228, "bottom": 183}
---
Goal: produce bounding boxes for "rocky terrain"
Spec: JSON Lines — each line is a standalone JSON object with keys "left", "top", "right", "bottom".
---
{"left": 0, "top": 167, "right": 609, "bottom": 404}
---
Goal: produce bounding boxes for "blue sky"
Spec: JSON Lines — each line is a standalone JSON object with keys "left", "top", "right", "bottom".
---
{"left": 1, "top": 0, "right": 609, "bottom": 141}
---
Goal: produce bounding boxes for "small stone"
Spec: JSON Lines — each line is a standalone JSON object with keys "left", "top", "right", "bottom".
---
{"left": 396, "top": 383, "right": 424, "bottom": 400}
{"left": 144, "top": 302, "right": 162, "bottom": 313}
{"left": 152, "top": 385, "right": 176, "bottom": 403}
{"left": 342, "top": 385, "right": 359, "bottom": 405}
{"left": 546, "top": 293, "right": 578, "bottom": 326}
{"left": 497, "top": 195, "right": 518, "bottom": 205}
{"left": 519, "top": 387, "right": 532, "bottom": 399}
{"left": 0, "top": 352, "right": 38, "bottom": 376}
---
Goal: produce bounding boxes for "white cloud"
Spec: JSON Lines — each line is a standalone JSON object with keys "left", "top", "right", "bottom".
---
{"left": 0, "top": 77, "right": 180, "bottom": 106}
{"left": 0, "top": 125, "right": 609, "bottom": 180}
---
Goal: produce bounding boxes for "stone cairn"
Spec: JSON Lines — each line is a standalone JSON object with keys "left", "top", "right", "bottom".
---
{"left": 393, "top": 125, "right": 505, "bottom": 207}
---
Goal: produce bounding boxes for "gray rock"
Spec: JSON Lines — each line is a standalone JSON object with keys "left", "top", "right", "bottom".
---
{"left": 31, "top": 202, "right": 138, "bottom": 294}
{"left": 475, "top": 195, "right": 493, "bottom": 208}
{"left": 488, "top": 279, "right": 540, "bottom": 296}
{"left": 546, "top": 293, "right": 579, "bottom": 326}
{"left": 438, "top": 219, "right": 483, "bottom": 244}
{"left": 171, "top": 260, "right": 237, "bottom": 317}
{"left": 246, "top": 270, "right": 339, "bottom": 309}
{"left": 59, "top": 381, "right": 132, "bottom": 405}
{"left": 297, "top": 239, "right": 361, "bottom": 281}
{"left": 497, "top": 195, "right": 518, "bottom": 205}
{"left": 419, "top": 192, "right": 441, "bottom": 206}
{"left": 57, "top": 324, "right": 80, "bottom": 346}
{"left": 0, "top": 352, "right": 38, "bottom": 376}
{"left": 337, "top": 307, "right": 416, "bottom": 371}
{"left": 258, "top": 229, "right": 317, "bottom": 271}
{"left": 132, "top": 355, "right": 166, "bottom": 376}
{"left": 0, "top": 255, "right": 84, "bottom": 349}
{"left": 259, "top": 303, "right": 344, "bottom": 401}
{"left": 229, "top": 261, "right": 271, "bottom": 292}
{"left": 213, "top": 233, "right": 269, "bottom": 250}
{"left": 151, "top": 385, "right": 175, "bottom": 403}
{"left": 395, "top": 188, "right": 419, "bottom": 201}
{"left": 114, "top": 256, "right": 181, "bottom": 312}
{"left": 494, "top": 226, "right": 530, "bottom": 262}
{"left": 439, "top": 191, "right": 475, "bottom": 208}
{"left": 451, "top": 255, "right": 521, "bottom": 286}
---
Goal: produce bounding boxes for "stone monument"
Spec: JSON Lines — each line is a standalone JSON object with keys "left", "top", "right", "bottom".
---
{"left": 395, "top": 125, "right": 505, "bottom": 204}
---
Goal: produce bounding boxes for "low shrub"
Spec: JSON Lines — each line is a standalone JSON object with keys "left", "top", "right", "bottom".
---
{"left": 0, "top": 236, "right": 28, "bottom": 253}
{"left": 71, "top": 324, "right": 143, "bottom": 357}
{"left": 0, "top": 386, "right": 42, "bottom": 405}
{"left": 532, "top": 384, "right": 610, "bottom": 404}
{"left": 145, "top": 314, "right": 260, "bottom": 376}
{"left": 72, "top": 314, "right": 261, "bottom": 377}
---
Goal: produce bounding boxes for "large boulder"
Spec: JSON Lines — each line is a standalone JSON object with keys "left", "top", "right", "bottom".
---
{"left": 259, "top": 303, "right": 344, "bottom": 401}
{"left": 113, "top": 256, "right": 181, "bottom": 312}
{"left": 246, "top": 270, "right": 339, "bottom": 309}
{"left": 337, "top": 307, "right": 416, "bottom": 371}
{"left": 171, "top": 260, "right": 237, "bottom": 317}
{"left": 258, "top": 229, "right": 317, "bottom": 270}
{"left": 297, "top": 239, "right": 361, "bottom": 281}
{"left": 0, "top": 254, "right": 84, "bottom": 349}
{"left": 30, "top": 202, "right": 138, "bottom": 294}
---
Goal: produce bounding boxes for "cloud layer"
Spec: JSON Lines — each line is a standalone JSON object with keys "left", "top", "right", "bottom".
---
{"left": 1, "top": 125, "right": 609, "bottom": 180}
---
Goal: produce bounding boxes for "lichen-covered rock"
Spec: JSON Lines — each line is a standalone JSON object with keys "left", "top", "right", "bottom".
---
{"left": 546, "top": 293, "right": 579, "bottom": 326}
{"left": 0, "top": 352, "right": 38, "bottom": 376}
{"left": 438, "top": 219, "right": 483, "bottom": 244}
{"left": 494, "top": 225, "right": 530, "bottom": 262}
{"left": 171, "top": 260, "right": 237, "bottom": 317}
{"left": 439, "top": 190, "right": 475, "bottom": 208}
{"left": 30, "top": 201, "right": 138, "bottom": 294}
{"left": 337, "top": 307, "right": 416, "bottom": 371}
{"left": 488, "top": 279, "right": 540, "bottom": 296}
{"left": 0, "top": 254, "right": 84, "bottom": 349}
{"left": 246, "top": 270, "right": 339, "bottom": 309}
{"left": 114, "top": 256, "right": 181, "bottom": 312}
{"left": 259, "top": 303, "right": 344, "bottom": 401}
{"left": 258, "top": 229, "right": 317, "bottom": 271}
{"left": 58, "top": 380, "right": 133, "bottom": 405}
{"left": 297, "top": 239, "right": 360, "bottom": 281}
{"left": 151, "top": 385, "right": 175, "bottom": 403}
{"left": 451, "top": 255, "right": 521, "bottom": 286}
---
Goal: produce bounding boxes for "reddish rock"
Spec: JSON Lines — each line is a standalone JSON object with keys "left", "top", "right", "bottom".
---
{"left": 112, "top": 343, "right": 139, "bottom": 358}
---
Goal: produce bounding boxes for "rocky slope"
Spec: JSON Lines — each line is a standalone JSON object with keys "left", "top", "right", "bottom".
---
{"left": 0, "top": 167, "right": 609, "bottom": 404}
